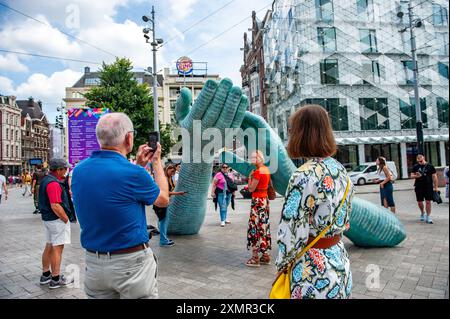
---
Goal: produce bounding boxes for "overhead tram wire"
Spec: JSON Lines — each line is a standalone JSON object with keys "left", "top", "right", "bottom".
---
{"left": 183, "top": 1, "right": 273, "bottom": 58}
{"left": 0, "top": 2, "right": 117, "bottom": 59}
{"left": 162, "top": 0, "right": 237, "bottom": 48}
{"left": 0, "top": 49, "right": 101, "bottom": 65}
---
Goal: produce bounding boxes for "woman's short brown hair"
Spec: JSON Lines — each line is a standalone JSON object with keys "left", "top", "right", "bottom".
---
{"left": 287, "top": 104, "right": 337, "bottom": 159}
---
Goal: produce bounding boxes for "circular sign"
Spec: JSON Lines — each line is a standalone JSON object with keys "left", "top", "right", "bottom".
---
{"left": 176, "top": 56, "right": 193, "bottom": 75}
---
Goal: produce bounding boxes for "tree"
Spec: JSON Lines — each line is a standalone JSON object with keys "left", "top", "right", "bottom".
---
{"left": 84, "top": 58, "right": 174, "bottom": 157}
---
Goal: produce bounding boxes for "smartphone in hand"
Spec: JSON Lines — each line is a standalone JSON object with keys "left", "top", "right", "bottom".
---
{"left": 148, "top": 132, "right": 160, "bottom": 152}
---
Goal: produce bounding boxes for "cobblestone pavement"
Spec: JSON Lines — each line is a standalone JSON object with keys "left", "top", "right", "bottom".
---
{"left": 0, "top": 182, "right": 448, "bottom": 299}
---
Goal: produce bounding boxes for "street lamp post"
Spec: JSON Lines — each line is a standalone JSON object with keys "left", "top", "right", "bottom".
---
{"left": 143, "top": 7, "right": 163, "bottom": 133}
{"left": 399, "top": 1, "right": 424, "bottom": 155}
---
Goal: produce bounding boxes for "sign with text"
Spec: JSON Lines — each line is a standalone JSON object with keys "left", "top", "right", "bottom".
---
{"left": 68, "top": 108, "right": 109, "bottom": 165}
{"left": 176, "top": 56, "right": 194, "bottom": 76}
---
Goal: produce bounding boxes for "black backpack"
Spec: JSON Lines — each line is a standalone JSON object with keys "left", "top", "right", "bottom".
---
{"left": 221, "top": 172, "right": 238, "bottom": 193}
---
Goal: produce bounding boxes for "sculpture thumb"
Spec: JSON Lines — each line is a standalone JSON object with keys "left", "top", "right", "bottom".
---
{"left": 175, "top": 87, "right": 192, "bottom": 124}
{"left": 345, "top": 197, "right": 407, "bottom": 247}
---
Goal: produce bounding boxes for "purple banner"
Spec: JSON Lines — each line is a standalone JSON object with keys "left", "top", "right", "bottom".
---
{"left": 68, "top": 108, "right": 109, "bottom": 165}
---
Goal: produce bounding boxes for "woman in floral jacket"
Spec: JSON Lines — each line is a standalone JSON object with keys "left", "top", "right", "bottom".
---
{"left": 276, "top": 105, "right": 355, "bottom": 299}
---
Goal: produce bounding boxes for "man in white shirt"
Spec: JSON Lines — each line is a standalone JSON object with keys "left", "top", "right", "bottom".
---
{"left": 0, "top": 173, "right": 8, "bottom": 204}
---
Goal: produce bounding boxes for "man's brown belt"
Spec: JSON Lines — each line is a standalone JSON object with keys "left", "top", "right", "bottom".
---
{"left": 88, "top": 242, "right": 149, "bottom": 255}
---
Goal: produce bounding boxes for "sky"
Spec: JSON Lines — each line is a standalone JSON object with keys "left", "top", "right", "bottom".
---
{"left": 0, "top": 0, "right": 270, "bottom": 122}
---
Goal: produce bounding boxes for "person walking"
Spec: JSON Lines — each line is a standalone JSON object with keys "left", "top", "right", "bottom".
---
{"left": 38, "top": 159, "right": 74, "bottom": 289}
{"left": 275, "top": 105, "right": 354, "bottom": 299}
{"left": 411, "top": 154, "right": 439, "bottom": 224}
{"left": 153, "top": 164, "right": 186, "bottom": 247}
{"left": 0, "top": 172, "right": 7, "bottom": 204}
{"left": 31, "top": 165, "right": 47, "bottom": 214}
{"left": 22, "top": 171, "right": 32, "bottom": 196}
{"left": 375, "top": 157, "right": 396, "bottom": 214}
{"left": 245, "top": 151, "right": 272, "bottom": 267}
{"left": 211, "top": 164, "right": 235, "bottom": 227}
{"left": 71, "top": 112, "right": 169, "bottom": 299}
{"left": 444, "top": 166, "right": 449, "bottom": 201}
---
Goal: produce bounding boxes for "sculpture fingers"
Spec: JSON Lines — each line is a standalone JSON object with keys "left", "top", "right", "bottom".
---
{"left": 215, "top": 86, "right": 242, "bottom": 130}
{"left": 201, "top": 78, "right": 233, "bottom": 129}
{"left": 189, "top": 79, "right": 218, "bottom": 122}
{"left": 230, "top": 95, "right": 249, "bottom": 129}
{"left": 220, "top": 151, "right": 254, "bottom": 177}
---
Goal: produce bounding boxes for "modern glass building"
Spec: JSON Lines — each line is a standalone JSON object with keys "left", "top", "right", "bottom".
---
{"left": 263, "top": 0, "right": 449, "bottom": 178}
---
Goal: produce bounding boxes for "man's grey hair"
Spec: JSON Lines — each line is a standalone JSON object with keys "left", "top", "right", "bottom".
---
{"left": 96, "top": 113, "right": 134, "bottom": 148}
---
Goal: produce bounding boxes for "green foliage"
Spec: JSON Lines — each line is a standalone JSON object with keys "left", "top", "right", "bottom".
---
{"left": 84, "top": 58, "right": 174, "bottom": 156}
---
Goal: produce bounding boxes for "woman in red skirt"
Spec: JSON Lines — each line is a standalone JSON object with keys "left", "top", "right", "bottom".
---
{"left": 246, "top": 150, "right": 272, "bottom": 267}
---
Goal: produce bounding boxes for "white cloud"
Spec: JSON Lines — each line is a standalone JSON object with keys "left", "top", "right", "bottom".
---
{"left": 0, "top": 54, "right": 29, "bottom": 72}
{"left": 0, "top": 70, "right": 83, "bottom": 119}
{"left": 168, "top": 0, "right": 199, "bottom": 20}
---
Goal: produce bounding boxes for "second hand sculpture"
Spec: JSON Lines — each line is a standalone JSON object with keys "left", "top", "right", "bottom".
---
{"left": 167, "top": 79, "right": 407, "bottom": 248}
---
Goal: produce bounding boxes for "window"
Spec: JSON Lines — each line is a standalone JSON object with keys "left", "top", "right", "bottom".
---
{"left": 362, "top": 60, "right": 382, "bottom": 84}
{"left": 432, "top": 4, "right": 448, "bottom": 26}
{"left": 359, "top": 98, "right": 389, "bottom": 130}
{"left": 402, "top": 60, "right": 415, "bottom": 84}
{"left": 356, "top": 0, "right": 374, "bottom": 21}
{"left": 302, "top": 98, "right": 348, "bottom": 131}
{"left": 360, "top": 29, "right": 378, "bottom": 53}
{"left": 315, "top": 0, "right": 334, "bottom": 21}
{"left": 438, "top": 62, "right": 449, "bottom": 79}
{"left": 251, "top": 79, "right": 260, "bottom": 101}
{"left": 288, "top": 8, "right": 293, "bottom": 26}
{"left": 134, "top": 77, "right": 144, "bottom": 84}
{"left": 317, "top": 27, "right": 337, "bottom": 52}
{"left": 435, "top": 32, "right": 449, "bottom": 55}
{"left": 6, "top": 145, "right": 8, "bottom": 157}
{"left": 6, "top": 129, "right": 8, "bottom": 140}
{"left": 399, "top": 97, "right": 428, "bottom": 129}
{"left": 437, "top": 97, "right": 449, "bottom": 128}
{"left": 169, "top": 88, "right": 180, "bottom": 98}
{"left": 84, "top": 78, "right": 100, "bottom": 85}
{"left": 320, "top": 59, "right": 339, "bottom": 84}
{"left": 170, "top": 100, "right": 177, "bottom": 111}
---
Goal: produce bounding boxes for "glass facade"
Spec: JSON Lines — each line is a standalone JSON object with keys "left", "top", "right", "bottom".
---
{"left": 437, "top": 97, "right": 449, "bottom": 128}
{"left": 302, "top": 98, "right": 348, "bottom": 131}
{"left": 365, "top": 143, "right": 401, "bottom": 174}
{"left": 399, "top": 98, "right": 428, "bottom": 129}
{"left": 432, "top": 4, "right": 448, "bottom": 26}
{"left": 359, "top": 98, "right": 389, "bottom": 130}
{"left": 335, "top": 145, "right": 358, "bottom": 171}
{"left": 402, "top": 60, "right": 414, "bottom": 85}
{"left": 320, "top": 59, "right": 339, "bottom": 84}
{"left": 317, "top": 27, "right": 337, "bottom": 52}
{"left": 360, "top": 29, "right": 378, "bottom": 53}
{"left": 438, "top": 62, "right": 449, "bottom": 79}
{"left": 315, "top": 0, "right": 334, "bottom": 22}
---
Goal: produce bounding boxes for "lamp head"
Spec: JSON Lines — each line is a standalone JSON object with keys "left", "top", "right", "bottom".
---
{"left": 397, "top": 11, "right": 404, "bottom": 18}
{"left": 142, "top": 15, "right": 151, "bottom": 22}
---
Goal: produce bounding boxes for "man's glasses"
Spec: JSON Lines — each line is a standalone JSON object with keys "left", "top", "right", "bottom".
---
{"left": 222, "top": 166, "right": 229, "bottom": 169}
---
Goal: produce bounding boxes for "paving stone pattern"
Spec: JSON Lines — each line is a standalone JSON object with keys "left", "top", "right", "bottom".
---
{"left": 0, "top": 181, "right": 448, "bottom": 299}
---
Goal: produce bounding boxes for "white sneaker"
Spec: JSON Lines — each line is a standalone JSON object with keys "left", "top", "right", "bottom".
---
{"left": 225, "top": 220, "right": 231, "bottom": 224}
{"left": 420, "top": 213, "right": 425, "bottom": 222}
{"left": 220, "top": 221, "right": 225, "bottom": 227}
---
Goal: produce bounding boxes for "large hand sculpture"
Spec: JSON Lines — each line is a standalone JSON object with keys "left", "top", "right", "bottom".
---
{"left": 167, "top": 80, "right": 406, "bottom": 247}
{"left": 167, "top": 79, "right": 248, "bottom": 235}
{"left": 221, "top": 112, "right": 407, "bottom": 247}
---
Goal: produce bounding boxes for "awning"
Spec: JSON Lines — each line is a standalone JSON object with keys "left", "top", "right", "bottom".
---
{"left": 335, "top": 134, "right": 449, "bottom": 145}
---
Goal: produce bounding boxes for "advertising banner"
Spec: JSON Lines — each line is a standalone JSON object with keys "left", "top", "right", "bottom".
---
{"left": 68, "top": 108, "right": 110, "bottom": 165}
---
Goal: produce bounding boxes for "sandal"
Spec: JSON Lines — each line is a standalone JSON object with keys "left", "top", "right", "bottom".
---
{"left": 260, "top": 254, "right": 271, "bottom": 265}
{"left": 245, "top": 256, "right": 260, "bottom": 267}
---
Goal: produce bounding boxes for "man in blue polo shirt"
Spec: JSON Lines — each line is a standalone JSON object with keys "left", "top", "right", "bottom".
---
{"left": 72, "top": 112, "right": 169, "bottom": 299}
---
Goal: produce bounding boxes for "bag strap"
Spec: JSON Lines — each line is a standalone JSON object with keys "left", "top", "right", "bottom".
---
{"left": 287, "top": 177, "right": 351, "bottom": 269}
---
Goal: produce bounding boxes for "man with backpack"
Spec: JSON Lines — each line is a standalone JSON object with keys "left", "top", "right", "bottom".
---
{"left": 211, "top": 164, "right": 237, "bottom": 227}
{"left": 32, "top": 165, "right": 47, "bottom": 214}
